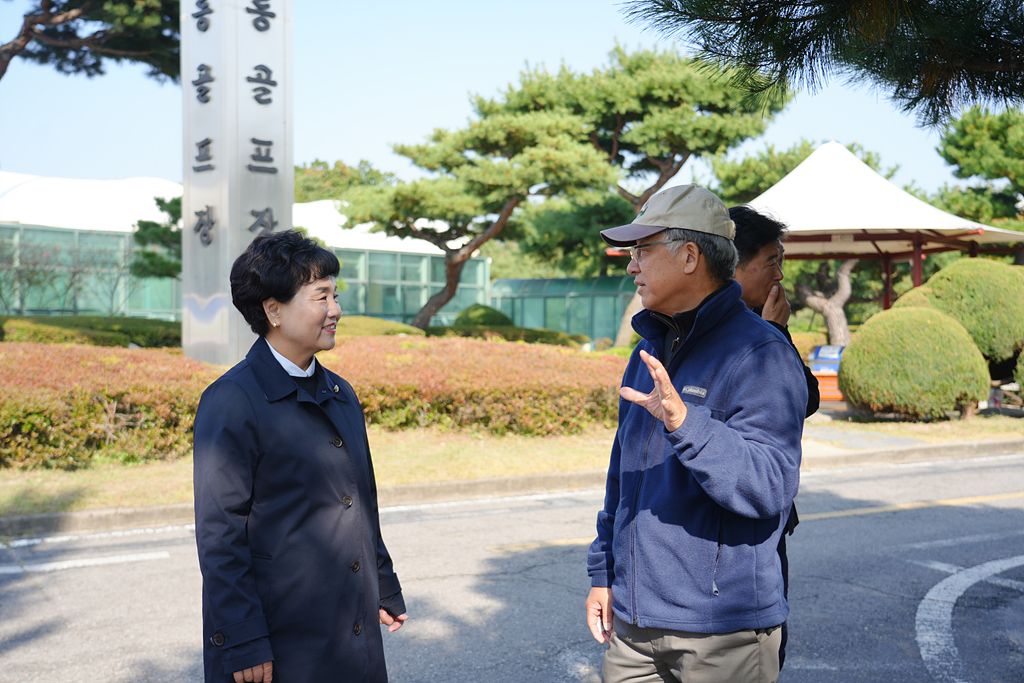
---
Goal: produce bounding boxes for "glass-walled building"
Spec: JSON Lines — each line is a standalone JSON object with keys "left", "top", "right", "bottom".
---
{"left": 297, "top": 201, "right": 489, "bottom": 327}
{"left": 0, "top": 222, "right": 183, "bottom": 318}
{"left": 0, "top": 175, "right": 488, "bottom": 326}
{"left": 489, "top": 275, "right": 635, "bottom": 342}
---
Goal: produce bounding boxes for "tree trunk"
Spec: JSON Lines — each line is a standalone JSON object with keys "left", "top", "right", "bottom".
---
{"left": 796, "top": 259, "right": 858, "bottom": 347}
{"left": 957, "top": 400, "right": 977, "bottom": 420}
{"left": 614, "top": 290, "right": 643, "bottom": 347}
{"left": 409, "top": 197, "right": 521, "bottom": 330}
{"left": 410, "top": 255, "right": 468, "bottom": 330}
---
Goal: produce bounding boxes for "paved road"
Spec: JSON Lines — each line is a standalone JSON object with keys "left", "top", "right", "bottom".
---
{"left": 1, "top": 453, "right": 1022, "bottom": 682}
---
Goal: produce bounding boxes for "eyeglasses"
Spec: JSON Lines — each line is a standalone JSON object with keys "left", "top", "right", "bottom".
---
{"left": 628, "top": 239, "right": 685, "bottom": 263}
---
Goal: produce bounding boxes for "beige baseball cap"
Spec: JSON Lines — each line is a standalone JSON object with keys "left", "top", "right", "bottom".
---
{"left": 600, "top": 184, "right": 735, "bottom": 246}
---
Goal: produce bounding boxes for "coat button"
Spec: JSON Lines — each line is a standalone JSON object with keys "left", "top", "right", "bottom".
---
{"left": 332, "top": 436, "right": 343, "bottom": 447}
{"left": 350, "top": 560, "right": 360, "bottom": 572}
{"left": 210, "top": 633, "right": 225, "bottom": 647}
{"left": 353, "top": 623, "right": 362, "bottom": 635}
{"left": 341, "top": 495, "right": 353, "bottom": 507}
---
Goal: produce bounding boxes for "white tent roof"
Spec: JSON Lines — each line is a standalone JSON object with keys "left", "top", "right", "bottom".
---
{"left": 748, "top": 141, "right": 1024, "bottom": 257}
{"left": 0, "top": 171, "right": 449, "bottom": 256}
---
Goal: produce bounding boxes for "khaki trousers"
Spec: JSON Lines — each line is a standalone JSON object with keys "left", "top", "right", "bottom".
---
{"left": 602, "top": 616, "right": 782, "bottom": 683}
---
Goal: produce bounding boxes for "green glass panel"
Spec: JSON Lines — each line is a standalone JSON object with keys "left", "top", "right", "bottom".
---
{"left": 593, "top": 296, "right": 618, "bottom": 341}
{"left": 368, "top": 252, "right": 398, "bottom": 281}
{"left": 568, "top": 297, "right": 592, "bottom": 337}
{"left": 430, "top": 257, "right": 447, "bottom": 284}
{"left": 490, "top": 279, "right": 524, "bottom": 296}
{"left": 367, "top": 283, "right": 400, "bottom": 315}
{"left": 338, "top": 283, "right": 365, "bottom": 315}
{"left": 400, "top": 254, "right": 426, "bottom": 282}
{"left": 335, "top": 249, "right": 365, "bottom": 280}
{"left": 521, "top": 298, "right": 544, "bottom": 329}
{"left": 544, "top": 279, "right": 573, "bottom": 294}
{"left": 522, "top": 279, "right": 547, "bottom": 294}
{"left": 459, "top": 259, "right": 483, "bottom": 285}
{"left": 544, "top": 297, "right": 567, "bottom": 332}
{"left": 570, "top": 279, "right": 594, "bottom": 294}
{"left": 402, "top": 285, "right": 427, "bottom": 314}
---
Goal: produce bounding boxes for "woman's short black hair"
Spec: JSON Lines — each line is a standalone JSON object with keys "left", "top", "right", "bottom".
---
{"left": 730, "top": 205, "right": 788, "bottom": 265}
{"left": 230, "top": 229, "right": 340, "bottom": 336}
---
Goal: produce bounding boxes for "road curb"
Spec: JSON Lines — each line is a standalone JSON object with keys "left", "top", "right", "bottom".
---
{"left": 3, "top": 438, "right": 1022, "bottom": 539}
{"left": 801, "top": 437, "right": 1024, "bottom": 469}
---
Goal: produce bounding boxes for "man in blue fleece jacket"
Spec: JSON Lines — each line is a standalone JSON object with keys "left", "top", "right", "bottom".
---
{"left": 585, "top": 185, "right": 808, "bottom": 683}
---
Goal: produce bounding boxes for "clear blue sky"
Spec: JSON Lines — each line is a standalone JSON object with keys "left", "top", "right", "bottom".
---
{"left": 0, "top": 0, "right": 965, "bottom": 194}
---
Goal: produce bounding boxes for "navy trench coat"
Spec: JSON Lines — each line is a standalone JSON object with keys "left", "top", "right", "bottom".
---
{"left": 194, "top": 338, "right": 402, "bottom": 682}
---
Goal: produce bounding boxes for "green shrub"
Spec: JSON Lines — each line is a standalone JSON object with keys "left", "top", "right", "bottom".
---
{"left": 425, "top": 325, "right": 584, "bottom": 348}
{"left": 891, "top": 286, "right": 933, "bottom": 309}
{"left": 892, "top": 259, "right": 1024, "bottom": 364}
{"left": 336, "top": 315, "right": 423, "bottom": 338}
{"left": 454, "top": 303, "right": 513, "bottom": 327}
{"left": 1016, "top": 353, "right": 1024, "bottom": 387}
{"left": 0, "top": 316, "right": 181, "bottom": 347}
{"left": 838, "top": 307, "right": 989, "bottom": 419}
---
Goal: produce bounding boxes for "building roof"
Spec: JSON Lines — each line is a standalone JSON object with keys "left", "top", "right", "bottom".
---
{"left": 294, "top": 200, "right": 445, "bottom": 255}
{"left": 0, "top": 170, "right": 182, "bottom": 234}
{"left": 0, "top": 171, "right": 453, "bottom": 256}
{"left": 748, "top": 141, "right": 1024, "bottom": 257}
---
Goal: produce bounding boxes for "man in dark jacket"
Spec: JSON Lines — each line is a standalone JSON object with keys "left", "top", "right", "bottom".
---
{"left": 585, "top": 185, "right": 807, "bottom": 683}
{"left": 731, "top": 204, "right": 820, "bottom": 671}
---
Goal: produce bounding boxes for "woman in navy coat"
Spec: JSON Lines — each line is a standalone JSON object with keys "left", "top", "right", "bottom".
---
{"left": 194, "top": 230, "right": 407, "bottom": 683}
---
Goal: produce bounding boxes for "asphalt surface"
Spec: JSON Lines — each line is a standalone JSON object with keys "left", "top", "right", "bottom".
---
{"left": 2, "top": 452, "right": 1023, "bottom": 682}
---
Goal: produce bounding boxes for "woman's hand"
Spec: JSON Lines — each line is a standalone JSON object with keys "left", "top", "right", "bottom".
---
{"left": 619, "top": 350, "right": 687, "bottom": 432}
{"left": 380, "top": 609, "right": 409, "bottom": 633}
{"left": 233, "top": 662, "right": 272, "bottom": 683}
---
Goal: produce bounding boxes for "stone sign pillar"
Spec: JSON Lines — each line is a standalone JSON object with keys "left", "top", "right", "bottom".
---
{"left": 181, "top": 0, "right": 293, "bottom": 365}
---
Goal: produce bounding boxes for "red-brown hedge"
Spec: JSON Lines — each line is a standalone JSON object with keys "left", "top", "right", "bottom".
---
{"left": 1, "top": 338, "right": 629, "bottom": 469}
{"left": 321, "top": 336, "right": 626, "bottom": 435}
{"left": 0, "top": 343, "right": 215, "bottom": 469}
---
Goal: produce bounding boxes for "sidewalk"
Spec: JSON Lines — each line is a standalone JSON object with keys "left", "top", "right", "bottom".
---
{"left": 2, "top": 403, "right": 1022, "bottom": 538}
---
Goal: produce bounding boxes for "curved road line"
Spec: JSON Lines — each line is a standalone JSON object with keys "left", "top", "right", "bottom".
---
{"left": 916, "top": 554, "right": 1024, "bottom": 683}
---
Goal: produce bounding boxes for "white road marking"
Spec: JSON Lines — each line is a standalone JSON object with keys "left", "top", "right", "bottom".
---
{"left": 911, "top": 559, "right": 1024, "bottom": 592}
{"left": 4, "top": 523, "right": 195, "bottom": 549}
{"left": 901, "top": 529, "right": 1024, "bottom": 551}
{"left": 0, "top": 551, "right": 170, "bottom": 574}
{"left": 379, "top": 489, "right": 604, "bottom": 513}
{"left": 915, "top": 554, "right": 1024, "bottom": 683}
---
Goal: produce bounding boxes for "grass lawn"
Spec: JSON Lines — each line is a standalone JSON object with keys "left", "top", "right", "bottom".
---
{"left": 1, "top": 414, "right": 1021, "bottom": 518}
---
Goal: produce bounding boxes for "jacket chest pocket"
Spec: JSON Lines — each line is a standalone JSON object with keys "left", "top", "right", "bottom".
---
{"left": 676, "top": 387, "right": 726, "bottom": 422}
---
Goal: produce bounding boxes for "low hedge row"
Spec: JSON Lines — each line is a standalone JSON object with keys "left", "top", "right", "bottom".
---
{"left": 0, "top": 343, "right": 215, "bottom": 469}
{"left": 323, "top": 336, "right": 625, "bottom": 435}
{"left": 0, "top": 314, "right": 422, "bottom": 347}
{"left": 0, "top": 316, "right": 182, "bottom": 347}
{"left": 1, "top": 337, "right": 628, "bottom": 469}
{"left": 426, "top": 325, "right": 589, "bottom": 348}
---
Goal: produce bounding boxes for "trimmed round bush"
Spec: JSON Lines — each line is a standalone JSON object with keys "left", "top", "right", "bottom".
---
{"left": 838, "top": 307, "right": 989, "bottom": 418}
{"left": 455, "top": 304, "right": 513, "bottom": 327}
{"left": 891, "top": 285, "right": 933, "bottom": 309}
{"left": 895, "top": 258, "right": 1024, "bottom": 363}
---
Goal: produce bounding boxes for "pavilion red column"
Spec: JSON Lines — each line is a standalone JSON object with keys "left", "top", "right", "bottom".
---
{"left": 882, "top": 254, "right": 892, "bottom": 309}
{"left": 912, "top": 234, "right": 924, "bottom": 287}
